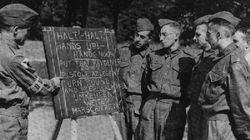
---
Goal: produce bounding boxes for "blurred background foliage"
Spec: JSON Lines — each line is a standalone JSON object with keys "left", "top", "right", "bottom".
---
{"left": 1, "top": 0, "right": 250, "bottom": 43}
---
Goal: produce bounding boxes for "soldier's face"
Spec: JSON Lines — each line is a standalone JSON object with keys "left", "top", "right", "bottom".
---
{"left": 14, "top": 28, "right": 29, "bottom": 46}
{"left": 194, "top": 24, "right": 208, "bottom": 47}
{"left": 206, "top": 25, "right": 219, "bottom": 49}
{"left": 160, "top": 25, "right": 179, "bottom": 48}
{"left": 234, "top": 31, "right": 248, "bottom": 50}
{"left": 134, "top": 30, "right": 151, "bottom": 49}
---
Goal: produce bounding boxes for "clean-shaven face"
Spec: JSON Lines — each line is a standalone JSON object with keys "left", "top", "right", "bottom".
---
{"left": 194, "top": 24, "right": 208, "bottom": 47}
{"left": 206, "top": 24, "right": 219, "bottom": 50}
{"left": 160, "top": 25, "right": 178, "bottom": 48}
{"left": 234, "top": 31, "right": 248, "bottom": 50}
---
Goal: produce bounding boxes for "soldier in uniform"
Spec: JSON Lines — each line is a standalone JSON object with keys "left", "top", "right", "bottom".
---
{"left": 0, "top": 3, "right": 62, "bottom": 140}
{"left": 233, "top": 28, "right": 250, "bottom": 65}
{"left": 118, "top": 18, "right": 154, "bottom": 140}
{"left": 193, "top": 15, "right": 212, "bottom": 52}
{"left": 136, "top": 19, "right": 195, "bottom": 140}
{"left": 187, "top": 14, "right": 217, "bottom": 140}
{"left": 198, "top": 11, "right": 250, "bottom": 140}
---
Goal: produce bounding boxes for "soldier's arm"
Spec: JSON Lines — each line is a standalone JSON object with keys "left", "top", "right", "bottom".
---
{"left": 118, "top": 45, "right": 131, "bottom": 88}
{"left": 228, "top": 60, "right": 250, "bottom": 140}
{"left": 3, "top": 56, "right": 61, "bottom": 95}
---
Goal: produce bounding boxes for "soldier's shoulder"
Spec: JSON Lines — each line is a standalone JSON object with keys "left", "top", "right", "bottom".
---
{"left": 118, "top": 42, "right": 132, "bottom": 56}
{"left": 147, "top": 49, "right": 163, "bottom": 63}
{"left": 230, "top": 47, "right": 245, "bottom": 63}
{"left": 0, "top": 54, "right": 26, "bottom": 71}
{"left": 118, "top": 44, "right": 130, "bottom": 51}
{"left": 181, "top": 46, "right": 202, "bottom": 58}
{"left": 148, "top": 42, "right": 162, "bottom": 52}
{"left": 177, "top": 47, "right": 196, "bottom": 68}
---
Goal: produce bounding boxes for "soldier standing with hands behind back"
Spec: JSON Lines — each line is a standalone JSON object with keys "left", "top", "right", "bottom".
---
{"left": 0, "top": 3, "right": 62, "bottom": 140}
{"left": 118, "top": 18, "right": 154, "bottom": 140}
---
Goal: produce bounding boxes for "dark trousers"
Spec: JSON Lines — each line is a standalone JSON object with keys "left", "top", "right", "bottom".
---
{"left": 188, "top": 103, "right": 203, "bottom": 140}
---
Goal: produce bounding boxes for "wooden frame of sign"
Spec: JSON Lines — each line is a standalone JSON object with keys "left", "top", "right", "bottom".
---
{"left": 42, "top": 27, "right": 121, "bottom": 119}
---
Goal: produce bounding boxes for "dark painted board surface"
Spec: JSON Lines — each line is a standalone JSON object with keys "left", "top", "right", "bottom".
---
{"left": 42, "top": 27, "right": 121, "bottom": 119}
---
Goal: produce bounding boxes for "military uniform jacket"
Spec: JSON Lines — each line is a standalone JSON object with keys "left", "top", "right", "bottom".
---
{"left": 118, "top": 44, "right": 150, "bottom": 94}
{"left": 147, "top": 46, "right": 195, "bottom": 101}
{"left": 0, "top": 40, "right": 56, "bottom": 108}
{"left": 188, "top": 49, "right": 217, "bottom": 103}
{"left": 198, "top": 43, "right": 250, "bottom": 139}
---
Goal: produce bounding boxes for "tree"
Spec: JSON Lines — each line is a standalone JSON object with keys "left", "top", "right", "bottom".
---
{"left": 66, "top": 0, "right": 89, "bottom": 27}
{"left": 97, "top": 0, "right": 134, "bottom": 33}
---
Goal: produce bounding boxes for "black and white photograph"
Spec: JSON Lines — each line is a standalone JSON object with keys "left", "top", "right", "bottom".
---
{"left": 0, "top": 0, "right": 250, "bottom": 140}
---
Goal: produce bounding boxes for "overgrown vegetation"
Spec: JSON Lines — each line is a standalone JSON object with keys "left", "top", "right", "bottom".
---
{"left": 1, "top": 0, "right": 250, "bottom": 43}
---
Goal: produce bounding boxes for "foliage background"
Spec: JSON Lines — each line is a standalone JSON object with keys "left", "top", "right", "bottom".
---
{"left": 1, "top": 0, "right": 250, "bottom": 43}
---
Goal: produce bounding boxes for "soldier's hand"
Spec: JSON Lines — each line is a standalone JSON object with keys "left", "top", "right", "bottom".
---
{"left": 51, "top": 77, "right": 63, "bottom": 88}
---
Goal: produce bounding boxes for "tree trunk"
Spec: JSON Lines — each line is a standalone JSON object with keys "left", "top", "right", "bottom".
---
{"left": 66, "top": 0, "right": 89, "bottom": 27}
{"left": 112, "top": 8, "right": 119, "bottom": 34}
{"left": 81, "top": 0, "right": 89, "bottom": 27}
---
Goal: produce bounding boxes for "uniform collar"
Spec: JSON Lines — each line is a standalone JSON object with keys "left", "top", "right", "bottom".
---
{"left": 165, "top": 48, "right": 182, "bottom": 59}
{"left": 0, "top": 33, "right": 19, "bottom": 55}
{"left": 131, "top": 44, "right": 149, "bottom": 57}
{"left": 219, "top": 43, "right": 237, "bottom": 56}
{"left": 139, "top": 47, "right": 150, "bottom": 57}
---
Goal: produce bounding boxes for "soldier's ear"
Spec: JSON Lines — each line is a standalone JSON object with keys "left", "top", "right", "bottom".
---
{"left": 174, "top": 32, "right": 180, "bottom": 41}
{"left": 216, "top": 32, "right": 221, "bottom": 40}
{"left": 11, "top": 26, "right": 18, "bottom": 37}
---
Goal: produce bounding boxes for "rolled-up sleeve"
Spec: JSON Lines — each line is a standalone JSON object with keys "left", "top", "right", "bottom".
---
{"left": 3, "top": 56, "right": 56, "bottom": 95}
{"left": 228, "top": 61, "right": 250, "bottom": 140}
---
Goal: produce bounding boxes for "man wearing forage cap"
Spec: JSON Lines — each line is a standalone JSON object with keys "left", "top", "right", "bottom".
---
{"left": 193, "top": 15, "right": 212, "bottom": 51}
{"left": 187, "top": 14, "right": 219, "bottom": 140}
{"left": 136, "top": 19, "right": 195, "bottom": 140}
{"left": 198, "top": 11, "right": 250, "bottom": 140}
{"left": 0, "top": 3, "right": 62, "bottom": 140}
{"left": 118, "top": 18, "right": 154, "bottom": 140}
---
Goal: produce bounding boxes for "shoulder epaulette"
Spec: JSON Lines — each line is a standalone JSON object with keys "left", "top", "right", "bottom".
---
{"left": 230, "top": 48, "right": 243, "bottom": 63}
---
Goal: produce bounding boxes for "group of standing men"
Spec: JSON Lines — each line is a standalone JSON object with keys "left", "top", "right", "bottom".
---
{"left": 119, "top": 11, "right": 250, "bottom": 140}
{"left": 0, "top": 2, "right": 249, "bottom": 140}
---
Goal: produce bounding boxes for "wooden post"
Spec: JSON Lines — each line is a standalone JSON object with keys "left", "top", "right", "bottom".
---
{"left": 108, "top": 115, "right": 122, "bottom": 140}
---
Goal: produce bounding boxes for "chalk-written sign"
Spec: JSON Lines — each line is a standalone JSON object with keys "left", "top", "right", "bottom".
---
{"left": 42, "top": 27, "right": 121, "bottom": 119}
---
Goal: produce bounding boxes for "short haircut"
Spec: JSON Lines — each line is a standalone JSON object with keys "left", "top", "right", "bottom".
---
{"left": 209, "top": 18, "right": 236, "bottom": 38}
{"left": 237, "top": 27, "right": 250, "bottom": 42}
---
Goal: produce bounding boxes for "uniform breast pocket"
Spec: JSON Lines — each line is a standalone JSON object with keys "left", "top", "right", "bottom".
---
{"left": 161, "top": 69, "right": 181, "bottom": 97}
{"left": 205, "top": 71, "right": 226, "bottom": 102}
{"left": 150, "top": 61, "right": 163, "bottom": 71}
{"left": 209, "top": 71, "right": 225, "bottom": 83}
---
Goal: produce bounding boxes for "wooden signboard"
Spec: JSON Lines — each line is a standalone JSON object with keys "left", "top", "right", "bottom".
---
{"left": 42, "top": 27, "right": 121, "bottom": 119}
